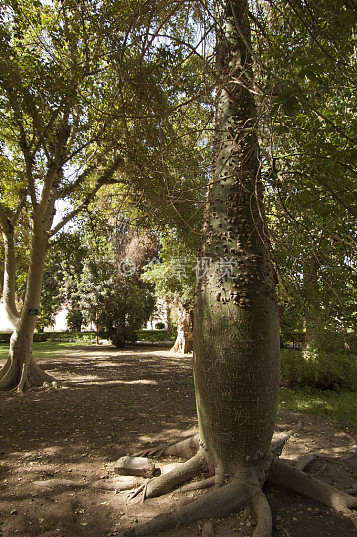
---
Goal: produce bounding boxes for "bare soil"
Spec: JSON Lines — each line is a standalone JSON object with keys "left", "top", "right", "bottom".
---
{"left": 0, "top": 344, "right": 356, "bottom": 537}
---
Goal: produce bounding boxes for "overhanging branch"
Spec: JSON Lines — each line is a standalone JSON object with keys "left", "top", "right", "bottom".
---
{"left": 49, "top": 156, "right": 125, "bottom": 237}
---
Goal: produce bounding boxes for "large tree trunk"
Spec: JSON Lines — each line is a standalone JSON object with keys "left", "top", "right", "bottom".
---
{"left": 118, "top": 2, "right": 357, "bottom": 535}
{"left": 193, "top": 0, "right": 280, "bottom": 485}
{"left": 0, "top": 219, "right": 56, "bottom": 392}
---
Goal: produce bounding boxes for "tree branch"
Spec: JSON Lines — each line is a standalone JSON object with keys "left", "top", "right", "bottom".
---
{"left": 49, "top": 155, "right": 124, "bottom": 237}
{"left": 0, "top": 205, "right": 20, "bottom": 327}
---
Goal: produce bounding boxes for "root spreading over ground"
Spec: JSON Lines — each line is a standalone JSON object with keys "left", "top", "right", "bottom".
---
{"left": 119, "top": 431, "right": 357, "bottom": 537}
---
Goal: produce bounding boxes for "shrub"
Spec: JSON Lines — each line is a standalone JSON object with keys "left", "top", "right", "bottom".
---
{"left": 280, "top": 348, "right": 357, "bottom": 391}
{"left": 136, "top": 329, "right": 172, "bottom": 343}
{"left": 155, "top": 322, "right": 166, "bottom": 330}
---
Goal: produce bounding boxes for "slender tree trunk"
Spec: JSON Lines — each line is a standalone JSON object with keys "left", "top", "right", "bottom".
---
{"left": 303, "top": 260, "right": 319, "bottom": 348}
{"left": 193, "top": 0, "right": 280, "bottom": 484}
{"left": 0, "top": 218, "right": 56, "bottom": 392}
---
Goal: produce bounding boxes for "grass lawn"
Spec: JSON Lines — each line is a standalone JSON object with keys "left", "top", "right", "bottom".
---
{"left": 279, "top": 387, "right": 357, "bottom": 425}
{"left": 0, "top": 340, "right": 86, "bottom": 361}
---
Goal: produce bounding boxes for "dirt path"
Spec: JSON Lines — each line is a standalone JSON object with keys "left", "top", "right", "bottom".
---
{"left": 0, "top": 344, "right": 356, "bottom": 537}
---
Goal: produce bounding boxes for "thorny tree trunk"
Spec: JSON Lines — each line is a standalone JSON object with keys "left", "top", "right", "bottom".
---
{"left": 193, "top": 0, "right": 280, "bottom": 484}
{"left": 0, "top": 217, "right": 56, "bottom": 392}
{"left": 119, "top": 1, "right": 357, "bottom": 536}
{"left": 171, "top": 302, "right": 193, "bottom": 354}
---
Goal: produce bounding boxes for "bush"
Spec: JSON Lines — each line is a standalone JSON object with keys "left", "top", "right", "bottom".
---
{"left": 0, "top": 332, "right": 12, "bottom": 343}
{"left": 0, "top": 331, "right": 96, "bottom": 345}
{"left": 155, "top": 322, "right": 166, "bottom": 330}
{"left": 136, "top": 329, "right": 172, "bottom": 343}
{"left": 66, "top": 310, "right": 84, "bottom": 332}
{"left": 280, "top": 348, "right": 357, "bottom": 391}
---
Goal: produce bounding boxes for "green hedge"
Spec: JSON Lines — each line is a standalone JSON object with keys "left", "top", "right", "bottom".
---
{"left": 0, "top": 330, "right": 172, "bottom": 345}
{"left": 280, "top": 348, "right": 357, "bottom": 391}
{"left": 136, "top": 329, "right": 174, "bottom": 343}
{"left": 0, "top": 333, "right": 11, "bottom": 343}
{"left": 0, "top": 331, "right": 96, "bottom": 344}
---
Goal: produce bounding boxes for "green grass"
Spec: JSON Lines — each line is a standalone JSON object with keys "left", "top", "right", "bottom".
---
{"left": 0, "top": 340, "right": 89, "bottom": 361}
{"left": 279, "top": 387, "right": 357, "bottom": 425}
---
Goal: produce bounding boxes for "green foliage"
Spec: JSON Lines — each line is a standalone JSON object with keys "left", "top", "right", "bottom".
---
{"left": 77, "top": 249, "right": 154, "bottom": 348}
{"left": 155, "top": 322, "right": 165, "bottom": 330}
{"left": 136, "top": 329, "right": 173, "bottom": 343}
{"left": 0, "top": 331, "right": 95, "bottom": 346}
{"left": 142, "top": 230, "right": 197, "bottom": 307}
{"left": 254, "top": 0, "right": 357, "bottom": 337}
{"left": 66, "top": 310, "right": 84, "bottom": 332}
{"left": 280, "top": 348, "right": 357, "bottom": 391}
{"left": 39, "top": 331, "right": 96, "bottom": 343}
{"left": 0, "top": 0, "right": 210, "bottom": 346}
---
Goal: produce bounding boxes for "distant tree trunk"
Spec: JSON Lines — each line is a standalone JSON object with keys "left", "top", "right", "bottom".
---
{"left": 0, "top": 216, "right": 56, "bottom": 392}
{"left": 165, "top": 304, "right": 175, "bottom": 337}
{"left": 171, "top": 302, "right": 193, "bottom": 354}
{"left": 95, "top": 308, "right": 100, "bottom": 345}
{"left": 302, "top": 245, "right": 322, "bottom": 349}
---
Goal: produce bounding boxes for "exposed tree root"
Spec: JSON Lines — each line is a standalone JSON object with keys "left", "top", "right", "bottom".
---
{"left": 0, "top": 356, "right": 11, "bottom": 381}
{"left": 341, "top": 447, "right": 357, "bottom": 461}
{"left": 346, "top": 485, "right": 357, "bottom": 495}
{"left": 179, "top": 475, "right": 215, "bottom": 493}
{"left": 120, "top": 424, "right": 357, "bottom": 536}
{"left": 270, "top": 430, "right": 294, "bottom": 455}
{"left": 0, "top": 359, "right": 58, "bottom": 392}
{"left": 139, "top": 451, "right": 207, "bottom": 500}
{"left": 268, "top": 457, "right": 357, "bottom": 514}
{"left": 294, "top": 453, "right": 316, "bottom": 471}
{"left": 121, "top": 472, "right": 262, "bottom": 537}
{"left": 251, "top": 491, "right": 272, "bottom": 537}
{"left": 136, "top": 433, "right": 200, "bottom": 459}
{"left": 201, "top": 520, "right": 215, "bottom": 537}
{"left": 137, "top": 430, "right": 290, "bottom": 460}
{"left": 119, "top": 445, "right": 357, "bottom": 536}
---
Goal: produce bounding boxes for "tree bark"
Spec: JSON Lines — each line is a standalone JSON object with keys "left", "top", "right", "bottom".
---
{"left": 193, "top": 0, "right": 280, "bottom": 483}
{"left": 118, "top": 2, "right": 357, "bottom": 535}
{"left": 0, "top": 215, "right": 56, "bottom": 392}
{"left": 170, "top": 301, "right": 193, "bottom": 354}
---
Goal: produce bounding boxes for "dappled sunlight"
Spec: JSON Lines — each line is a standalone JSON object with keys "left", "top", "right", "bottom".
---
{"left": 64, "top": 377, "right": 159, "bottom": 386}
{"left": 0, "top": 344, "right": 356, "bottom": 537}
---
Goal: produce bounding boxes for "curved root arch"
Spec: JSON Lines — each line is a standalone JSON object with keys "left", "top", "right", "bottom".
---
{"left": 0, "top": 359, "right": 58, "bottom": 392}
{"left": 122, "top": 472, "right": 262, "bottom": 537}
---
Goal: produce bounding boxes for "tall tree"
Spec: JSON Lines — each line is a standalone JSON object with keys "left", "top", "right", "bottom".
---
{"left": 120, "top": 1, "right": 357, "bottom": 534}
{"left": 0, "top": 0, "right": 170, "bottom": 391}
